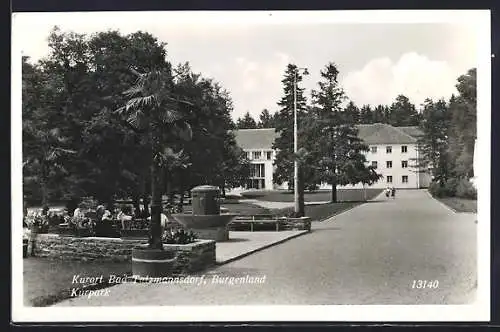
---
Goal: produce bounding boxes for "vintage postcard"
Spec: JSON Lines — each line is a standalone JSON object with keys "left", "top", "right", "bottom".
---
{"left": 11, "top": 10, "right": 491, "bottom": 322}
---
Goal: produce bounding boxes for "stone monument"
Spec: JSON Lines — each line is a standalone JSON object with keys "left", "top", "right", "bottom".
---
{"left": 171, "top": 185, "right": 237, "bottom": 242}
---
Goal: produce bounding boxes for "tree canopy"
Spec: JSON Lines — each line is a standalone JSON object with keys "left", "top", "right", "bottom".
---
{"left": 22, "top": 27, "right": 250, "bottom": 209}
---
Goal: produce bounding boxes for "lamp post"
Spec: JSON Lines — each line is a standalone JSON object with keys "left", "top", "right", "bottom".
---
{"left": 293, "top": 67, "right": 308, "bottom": 215}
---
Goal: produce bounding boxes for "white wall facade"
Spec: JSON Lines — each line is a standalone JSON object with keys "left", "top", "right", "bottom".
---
{"left": 243, "top": 148, "right": 275, "bottom": 190}
{"left": 319, "top": 143, "right": 429, "bottom": 190}
{"left": 236, "top": 143, "right": 431, "bottom": 191}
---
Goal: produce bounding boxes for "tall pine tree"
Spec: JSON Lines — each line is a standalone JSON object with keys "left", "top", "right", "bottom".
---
{"left": 343, "top": 101, "right": 360, "bottom": 124}
{"left": 236, "top": 111, "right": 257, "bottom": 129}
{"left": 389, "top": 95, "right": 420, "bottom": 126}
{"left": 359, "top": 104, "right": 374, "bottom": 124}
{"left": 258, "top": 109, "right": 275, "bottom": 128}
{"left": 310, "top": 63, "right": 380, "bottom": 202}
{"left": 272, "top": 64, "right": 318, "bottom": 215}
{"left": 272, "top": 64, "right": 309, "bottom": 188}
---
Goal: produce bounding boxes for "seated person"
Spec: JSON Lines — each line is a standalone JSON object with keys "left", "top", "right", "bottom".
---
{"left": 117, "top": 206, "right": 133, "bottom": 230}
{"left": 102, "top": 209, "right": 113, "bottom": 221}
{"left": 72, "top": 206, "right": 85, "bottom": 219}
{"left": 147, "top": 211, "right": 169, "bottom": 233}
{"left": 96, "top": 205, "right": 113, "bottom": 223}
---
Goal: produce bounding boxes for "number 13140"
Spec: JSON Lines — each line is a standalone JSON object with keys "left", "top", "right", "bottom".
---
{"left": 411, "top": 280, "right": 439, "bottom": 289}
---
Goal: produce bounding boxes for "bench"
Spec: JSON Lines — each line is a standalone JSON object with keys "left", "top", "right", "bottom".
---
{"left": 229, "top": 214, "right": 282, "bottom": 232}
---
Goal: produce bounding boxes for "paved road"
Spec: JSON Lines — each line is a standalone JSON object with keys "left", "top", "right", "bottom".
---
{"left": 55, "top": 189, "right": 477, "bottom": 306}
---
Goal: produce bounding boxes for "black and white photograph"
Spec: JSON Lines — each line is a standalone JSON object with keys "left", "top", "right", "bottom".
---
{"left": 11, "top": 10, "right": 490, "bottom": 322}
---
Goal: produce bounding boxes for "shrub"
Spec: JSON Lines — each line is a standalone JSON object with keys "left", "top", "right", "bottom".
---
{"left": 455, "top": 178, "right": 477, "bottom": 199}
{"left": 428, "top": 177, "right": 477, "bottom": 199}
{"left": 24, "top": 211, "right": 49, "bottom": 233}
{"left": 443, "top": 178, "right": 459, "bottom": 197}
{"left": 164, "top": 229, "right": 197, "bottom": 244}
{"left": 240, "top": 191, "right": 268, "bottom": 199}
{"left": 428, "top": 181, "right": 447, "bottom": 198}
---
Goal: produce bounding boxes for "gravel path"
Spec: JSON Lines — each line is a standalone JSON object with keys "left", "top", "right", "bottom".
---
{"left": 54, "top": 189, "right": 477, "bottom": 306}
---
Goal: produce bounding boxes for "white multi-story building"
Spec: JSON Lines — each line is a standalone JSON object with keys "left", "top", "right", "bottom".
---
{"left": 234, "top": 123, "right": 432, "bottom": 190}
{"left": 233, "top": 128, "right": 278, "bottom": 190}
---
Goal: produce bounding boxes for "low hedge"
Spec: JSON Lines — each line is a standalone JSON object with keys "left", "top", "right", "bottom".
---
{"left": 428, "top": 177, "right": 476, "bottom": 199}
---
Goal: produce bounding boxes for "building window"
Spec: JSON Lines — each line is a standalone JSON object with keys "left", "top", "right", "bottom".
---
{"left": 386, "top": 161, "right": 392, "bottom": 168}
{"left": 246, "top": 179, "right": 265, "bottom": 189}
{"left": 266, "top": 151, "right": 272, "bottom": 160}
{"left": 401, "top": 160, "right": 408, "bottom": 168}
{"left": 387, "top": 176, "right": 393, "bottom": 183}
{"left": 252, "top": 151, "right": 262, "bottom": 160}
{"left": 371, "top": 161, "right": 378, "bottom": 169}
{"left": 401, "top": 145, "right": 408, "bottom": 153}
{"left": 250, "top": 164, "right": 265, "bottom": 178}
{"left": 402, "top": 175, "right": 408, "bottom": 183}
{"left": 371, "top": 146, "right": 377, "bottom": 153}
{"left": 386, "top": 146, "right": 392, "bottom": 153}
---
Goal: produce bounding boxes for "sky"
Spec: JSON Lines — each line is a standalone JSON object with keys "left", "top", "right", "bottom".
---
{"left": 13, "top": 11, "right": 482, "bottom": 121}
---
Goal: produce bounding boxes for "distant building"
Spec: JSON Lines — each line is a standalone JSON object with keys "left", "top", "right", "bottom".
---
{"left": 233, "top": 128, "right": 278, "bottom": 190}
{"left": 234, "top": 123, "right": 432, "bottom": 190}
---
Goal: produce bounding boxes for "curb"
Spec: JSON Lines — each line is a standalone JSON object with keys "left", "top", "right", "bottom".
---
{"left": 215, "top": 230, "right": 309, "bottom": 266}
{"left": 319, "top": 192, "right": 385, "bottom": 223}
{"left": 318, "top": 203, "right": 361, "bottom": 223}
{"left": 424, "top": 190, "right": 461, "bottom": 214}
{"left": 424, "top": 190, "right": 477, "bottom": 218}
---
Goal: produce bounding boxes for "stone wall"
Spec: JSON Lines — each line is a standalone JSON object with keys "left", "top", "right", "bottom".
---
{"left": 280, "top": 217, "right": 311, "bottom": 231}
{"left": 31, "top": 234, "right": 216, "bottom": 275}
{"left": 192, "top": 227, "right": 229, "bottom": 242}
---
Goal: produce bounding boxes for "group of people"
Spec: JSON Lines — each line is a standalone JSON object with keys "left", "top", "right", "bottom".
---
{"left": 385, "top": 186, "right": 397, "bottom": 199}
{"left": 95, "top": 204, "right": 172, "bottom": 233}
{"left": 22, "top": 198, "right": 182, "bottom": 241}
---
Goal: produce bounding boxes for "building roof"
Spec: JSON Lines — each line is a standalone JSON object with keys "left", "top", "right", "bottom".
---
{"left": 357, "top": 123, "right": 421, "bottom": 144}
{"left": 234, "top": 123, "right": 422, "bottom": 149}
{"left": 397, "top": 126, "right": 424, "bottom": 139}
{"left": 233, "top": 128, "right": 279, "bottom": 150}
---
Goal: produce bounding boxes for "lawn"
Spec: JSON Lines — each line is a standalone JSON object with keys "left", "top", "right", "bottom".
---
{"left": 270, "top": 202, "right": 361, "bottom": 222}
{"left": 221, "top": 200, "right": 361, "bottom": 222}
{"left": 437, "top": 197, "right": 477, "bottom": 213}
{"left": 221, "top": 203, "right": 270, "bottom": 215}
{"left": 240, "top": 188, "right": 383, "bottom": 202}
{"left": 24, "top": 257, "right": 131, "bottom": 307}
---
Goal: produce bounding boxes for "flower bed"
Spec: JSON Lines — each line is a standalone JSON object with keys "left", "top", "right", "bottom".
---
{"left": 30, "top": 234, "right": 215, "bottom": 275}
{"left": 120, "top": 229, "right": 149, "bottom": 239}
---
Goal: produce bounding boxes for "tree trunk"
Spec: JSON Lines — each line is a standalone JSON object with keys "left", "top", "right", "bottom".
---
{"left": 331, "top": 180, "right": 337, "bottom": 203}
{"left": 142, "top": 194, "right": 150, "bottom": 217}
{"left": 298, "top": 167, "right": 305, "bottom": 217}
{"left": 40, "top": 179, "right": 49, "bottom": 212}
{"left": 179, "top": 194, "right": 184, "bottom": 213}
{"left": 40, "top": 163, "right": 49, "bottom": 211}
{"left": 169, "top": 191, "right": 175, "bottom": 208}
{"left": 149, "top": 129, "right": 163, "bottom": 250}
{"left": 132, "top": 194, "right": 141, "bottom": 218}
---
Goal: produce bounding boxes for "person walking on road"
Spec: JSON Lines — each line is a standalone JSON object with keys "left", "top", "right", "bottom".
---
{"left": 385, "top": 187, "right": 391, "bottom": 198}
{"left": 391, "top": 187, "right": 396, "bottom": 199}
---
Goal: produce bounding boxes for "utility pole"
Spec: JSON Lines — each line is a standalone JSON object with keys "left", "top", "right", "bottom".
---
{"left": 293, "top": 71, "right": 299, "bottom": 215}
{"left": 293, "top": 67, "right": 308, "bottom": 216}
